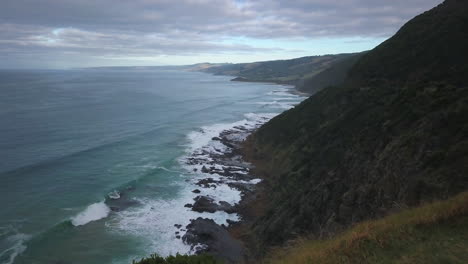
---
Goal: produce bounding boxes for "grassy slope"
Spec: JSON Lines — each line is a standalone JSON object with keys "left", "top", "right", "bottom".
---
{"left": 132, "top": 192, "right": 468, "bottom": 263}
{"left": 199, "top": 54, "right": 355, "bottom": 86}
{"left": 267, "top": 191, "right": 468, "bottom": 264}
{"left": 244, "top": 0, "right": 468, "bottom": 252}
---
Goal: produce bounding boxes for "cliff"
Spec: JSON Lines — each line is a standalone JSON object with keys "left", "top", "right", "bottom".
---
{"left": 244, "top": 0, "right": 468, "bottom": 252}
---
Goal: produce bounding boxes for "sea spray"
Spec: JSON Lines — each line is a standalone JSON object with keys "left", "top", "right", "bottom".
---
{"left": 71, "top": 201, "right": 111, "bottom": 226}
{"left": 0, "top": 231, "right": 30, "bottom": 264}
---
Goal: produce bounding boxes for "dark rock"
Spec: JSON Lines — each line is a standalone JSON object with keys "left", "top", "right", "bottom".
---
{"left": 221, "top": 168, "right": 234, "bottom": 176}
{"left": 105, "top": 197, "right": 140, "bottom": 212}
{"left": 174, "top": 224, "right": 182, "bottom": 229}
{"left": 176, "top": 235, "right": 181, "bottom": 239}
{"left": 227, "top": 182, "right": 254, "bottom": 194}
{"left": 226, "top": 219, "right": 238, "bottom": 226}
{"left": 201, "top": 166, "right": 209, "bottom": 173}
{"left": 191, "top": 196, "right": 236, "bottom": 213}
{"left": 218, "top": 201, "right": 236, "bottom": 213}
{"left": 192, "top": 196, "right": 217, "bottom": 213}
{"left": 196, "top": 178, "right": 218, "bottom": 188}
{"left": 222, "top": 141, "right": 236, "bottom": 149}
{"left": 184, "top": 203, "right": 193, "bottom": 208}
{"left": 183, "top": 218, "right": 244, "bottom": 263}
{"left": 192, "top": 189, "right": 201, "bottom": 193}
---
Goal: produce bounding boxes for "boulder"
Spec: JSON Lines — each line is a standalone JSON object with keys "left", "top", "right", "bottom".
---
{"left": 192, "top": 196, "right": 235, "bottom": 213}
{"left": 183, "top": 218, "right": 245, "bottom": 263}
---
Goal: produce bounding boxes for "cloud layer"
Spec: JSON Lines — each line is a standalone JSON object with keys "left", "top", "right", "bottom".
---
{"left": 0, "top": 0, "right": 443, "bottom": 67}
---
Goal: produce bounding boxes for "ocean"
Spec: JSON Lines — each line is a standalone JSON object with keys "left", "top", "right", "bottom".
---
{"left": 0, "top": 68, "right": 304, "bottom": 264}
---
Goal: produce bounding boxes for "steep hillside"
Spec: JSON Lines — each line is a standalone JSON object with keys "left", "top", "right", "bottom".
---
{"left": 244, "top": 0, "right": 468, "bottom": 252}
{"left": 297, "top": 52, "right": 364, "bottom": 94}
{"left": 348, "top": 0, "right": 468, "bottom": 88}
{"left": 199, "top": 54, "right": 355, "bottom": 85}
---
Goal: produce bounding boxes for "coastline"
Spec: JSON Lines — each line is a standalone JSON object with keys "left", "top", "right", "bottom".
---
{"left": 179, "top": 114, "right": 270, "bottom": 263}
{"left": 190, "top": 68, "right": 312, "bottom": 97}
{"left": 0, "top": 69, "right": 304, "bottom": 264}
{"left": 230, "top": 76, "right": 312, "bottom": 97}
{"left": 175, "top": 76, "right": 308, "bottom": 262}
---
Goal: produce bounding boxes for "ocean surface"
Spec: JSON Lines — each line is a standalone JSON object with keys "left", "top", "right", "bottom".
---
{"left": 0, "top": 68, "right": 305, "bottom": 264}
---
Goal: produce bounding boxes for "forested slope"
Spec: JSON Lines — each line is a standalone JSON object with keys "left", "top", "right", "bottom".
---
{"left": 244, "top": 0, "right": 468, "bottom": 252}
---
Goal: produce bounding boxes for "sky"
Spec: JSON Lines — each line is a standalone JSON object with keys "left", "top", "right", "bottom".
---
{"left": 0, "top": 0, "right": 443, "bottom": 69}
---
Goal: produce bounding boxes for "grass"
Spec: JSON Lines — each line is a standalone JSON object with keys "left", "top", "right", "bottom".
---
{"left": 265, "top": 191, "right": 468, "bottom": 264}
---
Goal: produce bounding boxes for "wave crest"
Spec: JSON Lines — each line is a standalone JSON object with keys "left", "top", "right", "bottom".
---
{"left": 71, "top": 201, "right": 110, "bottom": 226}
{"left": 0, "top": 228, "right": 30, "bottom": 264}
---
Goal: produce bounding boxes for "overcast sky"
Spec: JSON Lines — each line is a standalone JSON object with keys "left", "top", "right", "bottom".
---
{"left": 0, "top": 0, "right": 443, "bottom": 68}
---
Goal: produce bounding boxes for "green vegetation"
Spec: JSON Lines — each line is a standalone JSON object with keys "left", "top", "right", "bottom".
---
{"left": 244, "top": 0, "right": 468, "bottom": 253}
{"left": 348, "top": 0, "right": 468, "bottom": 88}
{"left": 199, "top": 53, "right": 356, "bottom": 86}
{"left": 135, "top": 2, "right": 468, "bottom": 262}
{"left": 266, "top": 191, "right": 468, "bottom": 264}
{"left": 132, "top": 254, "right": 221, "bottom": 264}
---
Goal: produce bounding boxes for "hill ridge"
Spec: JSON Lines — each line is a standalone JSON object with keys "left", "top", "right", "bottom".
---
{"left": 243, "top": 0, "right": 468, "bottom": 253}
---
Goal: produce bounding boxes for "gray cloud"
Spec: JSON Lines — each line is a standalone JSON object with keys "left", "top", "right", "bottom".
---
{"left": 0, "top": 0, "right": 444, "bottom": 67}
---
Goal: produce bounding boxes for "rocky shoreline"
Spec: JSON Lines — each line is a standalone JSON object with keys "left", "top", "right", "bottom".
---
{"left": 177, "top": 118, "right": 270, "bottom": 263}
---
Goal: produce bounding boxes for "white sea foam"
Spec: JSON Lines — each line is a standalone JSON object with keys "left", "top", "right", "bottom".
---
{"left": 255, "top": 101, "right": 298, "bottom": 110}
{"left": 108, "top": 190, "right": 121, "bottom": 200}
{"left": 109, "top": 93, "right": 303, "bottom": 258}
{"left": 272, "top": 97, "right": 303, "bottom": 101}
{"left": 0, "top": 229, "right": 30, "bottom": 264}
{"left": 266, "top": 88, "right": 297, "bottom": 97}
{"left": 181, "top": 112, "right": 280, "bottom": 178}
{"left": 109, "top": 113, "right": 280, "bottom": 258}
{"left": 71, "top": 201, "right": 111, "bottom": 226}
{"left": 185, "top": 112, "right": 279, "bottom": 154}
{"left": 110, "top": 182, "right": 240, "bottom": 257}
{"left": 186, "top": 121, "right": 243, "bottom": 153}
{"left": 243, "top": 112, "right": 277, "bottom": 121}
{"left": 156, "top": 166, "right": 184, "bottom": 174}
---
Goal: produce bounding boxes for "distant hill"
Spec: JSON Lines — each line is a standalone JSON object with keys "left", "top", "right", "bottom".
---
{"left": 244, "top": 0, "right": 468, "bottom": 253}
{"left": 198, "top": 53, "right": 356, "bottom": 86}
{"left": 297, "top": 52, "right": 365, "bottom": 94}
{"left": 182, "top": 63, "right": 230, "bottom": 72}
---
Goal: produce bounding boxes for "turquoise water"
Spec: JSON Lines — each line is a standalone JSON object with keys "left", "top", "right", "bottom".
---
{"left": 0, "top": 68, "right": 304, "bottom": 264}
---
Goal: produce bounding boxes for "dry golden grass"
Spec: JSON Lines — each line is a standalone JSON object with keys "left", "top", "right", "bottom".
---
{"left": 264, "top": 191, "right": 468, "bottom": 264}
